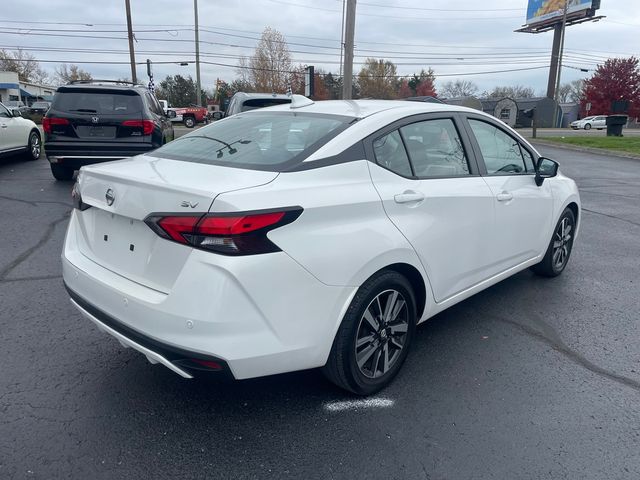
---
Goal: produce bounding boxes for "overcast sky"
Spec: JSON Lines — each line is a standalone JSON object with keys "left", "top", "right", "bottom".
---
{"left": 2, "top": 0, "right": 638, "bottom": 95}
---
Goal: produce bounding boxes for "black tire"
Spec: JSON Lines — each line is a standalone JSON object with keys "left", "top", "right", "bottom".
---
{"left": 531, "top": 208, "right": 576, "bottom": 277}
{"left": 50, "top": 163, "right": 74, "bottom": 181}
{"left": 24, "top": 130, "right": 41, "bottom": 161}
{"left": 323, "top": 270, "right": 417, "bottom": 395}
{"left": 184, "top": 116, "right": 195, "bottom": 128}
{"left": 584, "top": 123, "right": 592, "bottom": 130}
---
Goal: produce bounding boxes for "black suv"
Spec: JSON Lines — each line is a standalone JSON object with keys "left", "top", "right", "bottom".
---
{"left": 43, "top": 80, "right": 175, "bottom": 180}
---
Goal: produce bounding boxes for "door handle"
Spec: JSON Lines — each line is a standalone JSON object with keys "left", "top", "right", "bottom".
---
{"left": 496, "top": 192, "right": 513, "bottom": 202}
{"left": 394, "top": 191, "right": 425, "bottom": 204}
{"left": 0, "top": 124, "right": 7, "bottom": 128}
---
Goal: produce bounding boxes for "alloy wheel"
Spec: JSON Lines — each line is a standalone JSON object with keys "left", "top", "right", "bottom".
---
{"left": 355, "top": 289, "right": 409, "bottom": 379}
{"left": 30, "top": 133, "right": 41, "bottom": 159}
{"left": 552, "top": 216, "right": 573, "bottom": 271}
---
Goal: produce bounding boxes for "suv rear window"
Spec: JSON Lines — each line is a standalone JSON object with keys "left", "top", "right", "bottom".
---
{"left": 51, "top": 89, "right": 142, "bottom": 116}
{"left": 241, "top": 98, "right": 291, "bottom": 112}
{"left": 151, "top": 112, "right": 353, "bottom": 171}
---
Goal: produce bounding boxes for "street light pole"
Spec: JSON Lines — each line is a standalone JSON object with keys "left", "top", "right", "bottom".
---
{"left": 194, "top": 0, "right": 202, "bottom": 107}
{"left": 124, "top": 0, "right": 137, "bottom": 84}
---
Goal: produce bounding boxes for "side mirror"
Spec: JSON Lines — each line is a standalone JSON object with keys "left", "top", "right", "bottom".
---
{"left": 11, "top": 108, "right": 22, "bottom": 117}
{"left": 166, "top": 110, "right": 177, "bottom": 118}
{"left": 535, "top": 157, "right": 559, "bottom": 186}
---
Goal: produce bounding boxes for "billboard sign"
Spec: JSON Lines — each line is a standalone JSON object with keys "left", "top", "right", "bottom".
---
{"left": 526, "top": 0, "right": 595, "bottom": 26}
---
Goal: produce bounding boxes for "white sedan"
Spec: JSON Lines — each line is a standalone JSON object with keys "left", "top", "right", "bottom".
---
{"left": 0, "top": 102, "right": 41, "bottom": 161}
{"left": 570, "top": 115, "right": 607, "bottom": 130}
{"left": 62, "top": 98, "right": 580, "bottom": 395}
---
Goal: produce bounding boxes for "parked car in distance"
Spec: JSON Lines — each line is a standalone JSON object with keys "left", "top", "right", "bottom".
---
{"left": 63, "top": 98, "right": 581, "bottom": 395}
{"left": 570, "top": 115, "right": 607, "bottom": 130}
{"left": 0, "top": 101, "right": 41, "bottom": 161}
{"left": 44, "top": 80, "right": 176, "bottom": 181}
{"left": 4, "top": 100, "right": 30, "bottom": 117}
{"left": 27, "top": 101, "right": 51, "bottom": 124}
{"left": 224, "top": 92, "right": 292, "bottom": 117}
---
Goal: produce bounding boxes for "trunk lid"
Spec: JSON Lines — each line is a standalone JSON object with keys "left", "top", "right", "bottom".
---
{"left": 74, "top": 155, "right": 278, "bottom": 291}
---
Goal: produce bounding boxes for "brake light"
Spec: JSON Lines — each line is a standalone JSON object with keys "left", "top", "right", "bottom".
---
{"left": 145, "top": 208, "right": 302, "bottom": 255}
{"left": 121, "top": 119, "right": 155, "bottom": 135}
{"left": 42, "top": 117, "right": 69, "bottom": 133}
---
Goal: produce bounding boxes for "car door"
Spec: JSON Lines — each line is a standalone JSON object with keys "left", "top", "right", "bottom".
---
{"left": 366, "top": 113, "right": 497, "bottom": 303}
{"left": 463, "top": 116, "right": 553, "bottom": 272}
{"left": 594, "top": 116, "right": 606, "bottom": 129}
{"left": 0, "top": 103, "right": 23, "bottom": 151}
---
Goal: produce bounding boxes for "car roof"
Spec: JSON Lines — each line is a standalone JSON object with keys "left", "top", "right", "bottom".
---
{"left": 233, "top": 92, "right": 292, "bottom": 101}
{"left": 262, "top": 99, "right": 477, "bottom": 119}
{"left": 57, "top": 83, "right": 147, "bottom": 93}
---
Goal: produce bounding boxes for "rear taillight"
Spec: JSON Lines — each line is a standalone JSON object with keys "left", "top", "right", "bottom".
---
{"left": 121, "top": 119, "right": 156, "bottom": 135}
{"left": 144, "top": 208, "right": 302, "bottom": 255}
{"left": 42, "top": 117, "right": 69, "bottom": 133}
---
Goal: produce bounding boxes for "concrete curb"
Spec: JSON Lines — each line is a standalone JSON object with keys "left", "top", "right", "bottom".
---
{"left": 528, "top": 139, "right": 640, "bottom": 161}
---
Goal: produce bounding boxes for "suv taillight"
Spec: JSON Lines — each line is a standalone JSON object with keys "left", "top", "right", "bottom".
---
{"left": 42, "top": 117, "right": 69, "bottom": 133}
{"left": 144, "top": 208, "right": 302, "bottom": 255}
{"left": 121, "top": 120, "right": 156, "bottom": 135}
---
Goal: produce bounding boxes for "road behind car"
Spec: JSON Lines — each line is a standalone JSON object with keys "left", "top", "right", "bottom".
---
{"left": 1, "top": 136, "right": 639, "bottom": 478}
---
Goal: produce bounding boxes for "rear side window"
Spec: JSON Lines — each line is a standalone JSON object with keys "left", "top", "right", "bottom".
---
{"left": 400, "top": 119, "right": 470, "bottom": 177}
{"left": 51, "top": 89, "right": 143, "bottom": 116}
{"left": 151, "top": 112, "right": 352, "bottom": 171}
{"left": 373, "top": 130, "right": 413, "bottom": 177}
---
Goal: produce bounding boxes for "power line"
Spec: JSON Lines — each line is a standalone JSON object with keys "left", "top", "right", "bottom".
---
{"left": 0, "top": 20, "right": 636, "bottom": 56}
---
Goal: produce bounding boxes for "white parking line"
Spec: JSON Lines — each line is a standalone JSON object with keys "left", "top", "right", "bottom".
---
{"left": 323, "top": 398, "right": 395, "bottom": 412}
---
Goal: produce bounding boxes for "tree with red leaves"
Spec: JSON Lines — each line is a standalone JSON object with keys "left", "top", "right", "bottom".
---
{"left": 408, "top": 69, "right": 437, "bottom": 98}
{"left": 397, "top": 79, "right": 413, "bottom": 98}
{"left": 582, "top": 57, "right": 640, "bottom": 118}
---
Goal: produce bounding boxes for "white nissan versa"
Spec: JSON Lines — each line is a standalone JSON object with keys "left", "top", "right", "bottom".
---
{"left": 62, "top": 97, "right": 580, "bottom": 395}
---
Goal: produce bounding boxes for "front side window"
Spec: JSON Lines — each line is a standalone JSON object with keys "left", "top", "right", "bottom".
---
{"left": 373, "top": 130, "right": 413, "bottom": 177}
{"left": 400, "top": 118, "right": 470, "bottom": 177}
{"left": 151, "top": 112, "right": 351, "bottom": 171}
{"left": 468, "top": 119, "right": 528, "bottom": 175}
{"left": 0, "top": 104, "right": 10, "bottom": 118}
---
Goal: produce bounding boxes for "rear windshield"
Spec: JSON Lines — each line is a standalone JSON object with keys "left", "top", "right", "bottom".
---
{"left": 241, "top": 98, "right": 291, "bottom": 112}
{"left": 51, "top": 89, "right": 143, "bottom": 116}
{"left": 151, "top": 112, "right": 354, "bottom": 171}
{"left": 31, "top": 102, "right": 50, "bottom": 108}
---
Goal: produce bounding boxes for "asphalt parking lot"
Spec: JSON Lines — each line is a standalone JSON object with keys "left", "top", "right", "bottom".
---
{"left": 1, "top": 143, "right": 639, "bottom": 479}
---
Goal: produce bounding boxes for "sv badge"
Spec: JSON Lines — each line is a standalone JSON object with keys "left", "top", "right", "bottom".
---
{"left": 180, "top": 201, "right": 199, "bottom": 208}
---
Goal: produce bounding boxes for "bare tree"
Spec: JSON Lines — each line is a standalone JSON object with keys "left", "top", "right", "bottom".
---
{"left": 440, "top": 79, "right": 479, "bottom": 98}
{"left": 54, "top": 64, "right": 93, "bottom": 86}
{"left": 568, "top": 79, "right": 585, "bottom": 102}
{"left": 485, "top": 85, "right": 535, "bottom": 99}
{"left": 0, "top": 49, "right": 49, "bottom": 84}
{"left": 235, "top": 56, "right": 254, "bottom": 92}
{"left": 249, "top": 27, "right": 293, "bottom": 93}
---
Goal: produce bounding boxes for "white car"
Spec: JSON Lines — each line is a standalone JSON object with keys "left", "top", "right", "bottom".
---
{"left": 0, "top": 102, "right": 41, "bottom": 161}
{"left": 62, "top": 98, "right": 581, "bottom": 395}
{"left": 570, "top": 115, "right": 607, "bottom": 130}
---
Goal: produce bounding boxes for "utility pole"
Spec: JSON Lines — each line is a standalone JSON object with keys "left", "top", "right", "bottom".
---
{"left": 339, "top": 0, "right": 346, "bottom": 78}
{"left": 194, "top": 0, "right": 202, "bottom": 107}
{"left": 342, "top": 0, "right": 356, "bottom": 99}
{"left": 125, "top": 0, "right": 137, "bottom": 84}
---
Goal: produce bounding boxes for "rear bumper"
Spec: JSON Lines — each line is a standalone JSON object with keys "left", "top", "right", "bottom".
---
{"left": 45, "top": 142, "right": 157, "bottom": 168}
{"left": 66, "top": 285, "right": 232, "bottom": 379}
{"left": 62, "top": 209, "right": 356, "bottom": 380}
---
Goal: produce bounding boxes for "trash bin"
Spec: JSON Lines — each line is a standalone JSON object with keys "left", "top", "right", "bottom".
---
{"left": 606, "top": 115, "right": 628, "bottom": 137}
